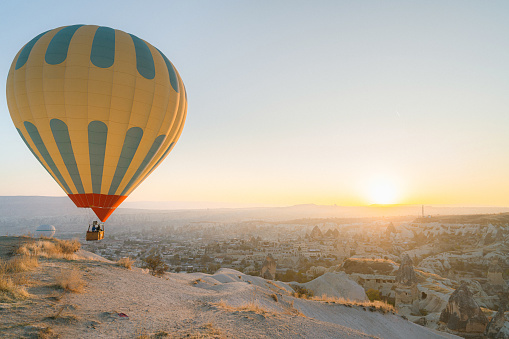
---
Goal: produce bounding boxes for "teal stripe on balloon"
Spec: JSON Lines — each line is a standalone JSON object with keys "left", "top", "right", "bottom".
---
{"left": 50, "top": 119, "right": 84, "bottom": 194}
{"left": 108, "top": 127, "right": 143, "bottom": 195}
{"left": 45, "top": 25, "right": 84, "bottom": 65}
{"left": 15, "top": 31, "right": 49, "bottom": 70}
{"left": 23, "top": 122, "right": 72, "bottom": 194}
{"left": 129, "top": 34, "right": 155, "bottom": 79}
{"left": 155, "top": 48, "right": 179, "bottom": 92}
{"left": 16, "top": 128, "right": 48, "bottom": 172}
{"left": 130, "top": 141, "right": 175, "bottom": 193}
{"left": 91, "top": 26, "right": 115, "bottom": 68}
{"left": 120, "top": 135, "right": 166, "bottom": 196}
{"left": 88, "top": 121, "right": 108, "bottom": 194}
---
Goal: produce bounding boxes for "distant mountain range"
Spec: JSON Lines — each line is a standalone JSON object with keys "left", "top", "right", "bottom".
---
{"left": 2, "top": 196, "right": 509, "bottom": 220}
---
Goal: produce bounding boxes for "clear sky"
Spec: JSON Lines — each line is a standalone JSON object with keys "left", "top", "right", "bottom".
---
{"left": 2, "top": 1, "right": 509, "bottom": 207}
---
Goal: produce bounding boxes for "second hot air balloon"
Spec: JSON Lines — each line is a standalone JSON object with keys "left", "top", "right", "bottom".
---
{"left": 6, "top": 25, "right": 187, "bottom": 222}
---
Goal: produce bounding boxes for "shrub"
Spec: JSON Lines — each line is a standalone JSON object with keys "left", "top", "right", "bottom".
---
{"left": 0, "top": 256, "right": 38, "bottom": 274}
{"left": 142, "top": 255, "right": 169, "bottom": 276}
{"left": 290, "top": 284, "right": 314, "bottom": 299}
{"left": 17, "top": 239, "right": 80, "bottom": 259}
{"left": 54, "top": 238, "right": 81, "bottom": 254}
{"left": 55, "top": 269, "right": 85, "bottom": 293}
{"left": 311, "top": 295, "right": 396, "bottom": 314}
{"left": 0, "top": 275, "right": 30, "bottom": 302}
{"left": 214, "top": 299, "right": 276, "bottom": 316}
{"left": 271, "top": 293, "right": 278, "bottom": 302}
{"left": 366, "top": 288, "right": 381, "bottom": 301}
{"left": 117, "top": 257, "right": 135, "bottom": 270}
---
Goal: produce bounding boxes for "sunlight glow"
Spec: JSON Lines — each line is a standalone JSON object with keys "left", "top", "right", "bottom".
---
{"left": 369, "top": 180, "right": 398, "bottom": 205}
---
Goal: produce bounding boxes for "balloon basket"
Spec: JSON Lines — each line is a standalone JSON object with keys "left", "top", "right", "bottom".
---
{"left": 86, "top": 231, "right": 104, "bottom": 241}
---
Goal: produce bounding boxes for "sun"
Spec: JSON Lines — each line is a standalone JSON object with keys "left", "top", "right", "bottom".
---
{"left": 368, "top": 180, "right": 398, "bottom": 205}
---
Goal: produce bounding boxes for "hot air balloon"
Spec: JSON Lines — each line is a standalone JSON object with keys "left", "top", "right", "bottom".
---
{"left": 36, "top": 224, "right": 56, "bottom": 238}
{"left": 6, "top": 25, "right": 187, "bottom": 227}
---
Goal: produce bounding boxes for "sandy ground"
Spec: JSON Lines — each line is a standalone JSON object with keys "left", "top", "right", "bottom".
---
{"left": 0, "top": 243, "right": 460, "bottom": 338}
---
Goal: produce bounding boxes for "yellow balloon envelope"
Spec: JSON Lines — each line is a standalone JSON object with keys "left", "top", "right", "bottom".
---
{"left": 6, "top": 25, "right": 187, "bottom": 221}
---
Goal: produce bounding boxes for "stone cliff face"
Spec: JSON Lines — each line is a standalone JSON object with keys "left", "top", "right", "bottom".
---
{"left": 395, "top": 254, "right": 417, "bottom": 286}
{"left": 439, "top": 282, "right": 489, "bottom": 333}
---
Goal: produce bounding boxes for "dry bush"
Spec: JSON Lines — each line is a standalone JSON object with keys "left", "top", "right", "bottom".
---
{"left": 282, "top": 300, "right": 306, "bottom": 317}
{"left": 271, "top": 293, "right": 278, "bottom": 302}
{"left": 214, "top": 299, "right": 276, "bottom": 316}
{"left": 200, "top": 323, "right": 223, "bottom": 338}
{"left": 0, "top": 256, "right": 39, "bottom": 274}
{"left": 55, "top": 269, "right": 85, "bottom": 293}
{"left": 54, "top": 238, "right": 81, "bottom": 254}
{"left": 36, "top": 327, "right": 56, "bottom": 339}
{"left": 17, "top": 239, "right": 80, "bottom": 259}
{"left": 290, "top": 284, "right": 314, "bottom": 299}
{"left": 0, "top": 275, "right": 30, "bottom": 302}
{"left": 311, "top": 295, "right": 396, "bottom": 314}
{"left": 117, "top": 257, "right": 135, "bottom": 270}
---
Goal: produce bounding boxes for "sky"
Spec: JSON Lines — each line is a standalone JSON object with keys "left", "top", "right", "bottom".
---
{"left": 1, "top": 1, "right": 509, "bottom": 207}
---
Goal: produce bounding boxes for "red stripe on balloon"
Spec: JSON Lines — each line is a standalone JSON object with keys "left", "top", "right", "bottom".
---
{"left": 67, "top": 194, "right": 127, "bottom": 221}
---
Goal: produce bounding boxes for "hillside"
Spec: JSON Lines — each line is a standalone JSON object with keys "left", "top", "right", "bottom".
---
{"left": 0, "top": 237, "right": 459, "bottom": 338}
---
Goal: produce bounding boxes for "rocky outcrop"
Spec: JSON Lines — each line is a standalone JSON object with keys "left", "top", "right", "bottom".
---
{"left": 466, "top": 280, "right": 494, "bottom": 309}
{"left": 485, "top": 303, "right": 508, "bottom": 338}
{"left": 299, "top": 272, "right": 368, "bottom": 301}
{"left": 310, "top": 226, "right": 323, "bottom": 239}
{"left": 260, "top": 254, "right": 276, "bottom": 280}
{"left": 439, "top": 282, "right": 489, "bottom": 333}
{"left": 385, "top": 222, "right": 396, "bottom": 237}
{"left": 395, "top": 254, "right": 417, "bottom": 286}
{"left": 487, "top": 259, "right": 506, "bottom": 287}
{"left": 324, "top": 228, "right": 340, "bottom": 238}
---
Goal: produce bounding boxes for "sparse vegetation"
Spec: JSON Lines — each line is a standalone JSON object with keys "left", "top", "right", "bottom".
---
{"left": 142, "top": 254, "right": 169, "bottom": 276}
{"left": 271, "top": 293, "right": 278, "bottom": 302}
{"left": 36, "top": 326, "right": 56, "bottom": 339}
{"left": 117, "top": 257, "right": 135, "bottom": 270}
{"left": 17, "top": 238, "right": 80, "bottom": 259}
{"left": 290, "top": 284, "right": 314, "bottom": 299}
{"left": 214, "top": 299, "right": 277, "bottom": 316}
{"left": 311, "top": 295, "right": 396, "bottom": 314}
{"left": 366, "top": 288, "right": 382, "bottom": 301}
{"left": 55, "top": 269, "right": 85, "bottom": 293}
{"left": 0, "top": 255, "right": 38, "bottom": 302}
{"left": 0, "top": 255, "right": 38, "bottom": 273}
{"left": 0, "top": 275, "right": 30, "bottom": 302}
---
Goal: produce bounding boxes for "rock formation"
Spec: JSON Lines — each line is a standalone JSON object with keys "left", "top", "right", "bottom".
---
{"left": 439, "top": 282, "right": 489, "bottom": 333}
{"left": 385, "top": 222, "right": 396, "bottom": 237}
{"left": 260, "top": 254, "right": 277, "bottom": 280}
{"left": 395, "top": 254, "right": 417, "bottom": 286}
{"left": 299, "top": 272, "right": 368, "bottom": 301}
{"left": 485, "top": 302, "right": 507, "bottom": 338}
{"left": 487, "top": 259, "right": 506, "bottom": 287}
{"left": 395, "top": 255, "right": 419, "bottom": 315}
{"left": 310, "top": 226, "right": 323, "bottom": 239}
